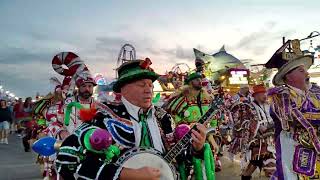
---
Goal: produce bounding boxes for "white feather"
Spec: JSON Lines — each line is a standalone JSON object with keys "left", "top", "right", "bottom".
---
{"left": 49, "top": 77, "right": 62, "bottom": 87}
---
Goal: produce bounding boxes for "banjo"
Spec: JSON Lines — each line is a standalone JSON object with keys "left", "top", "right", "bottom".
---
{"left": 116, "top": 100, "right": 222, "bottom": 180}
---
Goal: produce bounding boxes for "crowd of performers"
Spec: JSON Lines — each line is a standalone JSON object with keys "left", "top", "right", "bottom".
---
{"left": 28, "top": 38, "right": 320, "bottom": 180}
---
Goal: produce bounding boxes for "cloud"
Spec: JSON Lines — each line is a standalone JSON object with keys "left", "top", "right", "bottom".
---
{"left": 0, "top": 32, "right": 81, "bottom": 98}
{"left": 230, "top": 21, "right": 296, "bottom": 62}
{"left": 95, "top": 37, "right": 129, "bottom": 51}
{"left": 0, "top": 61, "right": 56, "bottom": 98}
{"left": 0, "top": 47, "right": 48, "bottom": 64}
{"left": 1, "top": 22, "right": 295, "bottom": 98}
{"left": 93, "top": 35, "right": 196, "bottom": 70}
{"left": 234, "top": 21, "right": 277, "bottom": 49}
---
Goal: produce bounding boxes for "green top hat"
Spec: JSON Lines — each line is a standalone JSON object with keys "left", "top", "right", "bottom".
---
{"left": 185, "top": 72, "right": 202, "bottom": 85}
{"left": 113, "top": 58, "right": 159, "bottom": 93}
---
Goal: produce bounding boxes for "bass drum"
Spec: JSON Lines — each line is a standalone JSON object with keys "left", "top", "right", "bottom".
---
{"left": 116, "top": 148, "right": 178, "bottom": 180}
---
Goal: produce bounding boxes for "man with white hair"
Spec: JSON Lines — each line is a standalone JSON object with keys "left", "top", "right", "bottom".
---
{"left": 232, "top": 84, "right": 252, "bottom": 103}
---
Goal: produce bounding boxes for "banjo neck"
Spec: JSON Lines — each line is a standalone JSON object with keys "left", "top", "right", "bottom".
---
{"left": 164, "top": 104, "right": 218, "bottom": 163}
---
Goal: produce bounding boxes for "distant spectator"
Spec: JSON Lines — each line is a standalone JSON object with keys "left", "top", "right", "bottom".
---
{"left": 13, "top": 98, "right": 24, "bottom": 136}
{"left": 22, "top": 97, "right": 34, "bottom": 152}
{"left": 23, "top": 97, "right": 33, "bottom": 118}
{"left": 8, "top": 100, "right": 15, "bottom": 133}
{"left": 0, "top": 99, "right": 12, "bottom": 144}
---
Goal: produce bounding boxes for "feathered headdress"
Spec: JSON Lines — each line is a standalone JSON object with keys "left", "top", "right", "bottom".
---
{"left": 49, "top": 77, "right": 62, "bottom": 92}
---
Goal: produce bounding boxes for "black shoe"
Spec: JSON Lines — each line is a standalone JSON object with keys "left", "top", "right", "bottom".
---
{"left": 241, "top": 175, "right": 252, "bottom": 180}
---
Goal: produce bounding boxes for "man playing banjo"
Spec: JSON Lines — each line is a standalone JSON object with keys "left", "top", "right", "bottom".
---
{"left": 55, "top": 58, "right": 207, "bottom": 180}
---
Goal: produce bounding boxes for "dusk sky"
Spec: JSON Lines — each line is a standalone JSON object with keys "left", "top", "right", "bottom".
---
{"left": 1, "top": 0, "right": 320, "bottom": 98}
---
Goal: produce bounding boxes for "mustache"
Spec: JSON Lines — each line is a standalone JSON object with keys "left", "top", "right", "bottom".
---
{"left": 80, "top": 90, "right": 91, "bottom": 94}
{"left": 80, "top": 91, "right": 92, "bottom": 97}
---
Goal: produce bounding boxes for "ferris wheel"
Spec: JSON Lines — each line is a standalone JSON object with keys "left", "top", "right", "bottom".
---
{"left": 115, "top": 44, "right": 136, "bottom": 78}
{"left": 117, "top": 44, "right": 136, "bottom": 66}
{"left": 171, "top": 63, "right": 191, "bottom": 74}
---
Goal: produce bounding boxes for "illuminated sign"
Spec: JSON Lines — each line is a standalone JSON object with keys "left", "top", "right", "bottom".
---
{"left": 228, "top": 70, "right": 249, "bottom": 85}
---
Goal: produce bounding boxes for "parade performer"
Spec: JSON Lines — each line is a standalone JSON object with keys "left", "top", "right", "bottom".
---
{"left": 213, "top": 88, "right": 233, "bottom": 157}
{"left": 163, "top": 72, "right": 219, "bottom": 176}
{"left": 241, "top": 84, "right": 275, "bottom": 180}
{"left": 51, "top": 52, "right": 97, "bottom": 134}
{"left": 33, "top": 76, "right": 72, "bottom": 141}
{"left": 232, "top": 84, "right": 252, "bottom": 103}
{"left": 32, "top": 76, "right": 70, "bottom": 180}
{"left": 28, "top": 116, "right": 55, "bottom": 180}
{"left": 55, "top": 59, "right": 208, "bottom": 180}
{"left": 266, "top": 39, "right": 320, "bottom": 179}
{"left": 195, "top": 58, "right": 213, "bottom": 94}
{"left": 32, "top": 52, "right": 96, "bottom": 179}
{"left": 39, "top": 84, "right": 67, "bottom": 180}
{"left": 164, "top": 72, "right": 213, "bottom": 125}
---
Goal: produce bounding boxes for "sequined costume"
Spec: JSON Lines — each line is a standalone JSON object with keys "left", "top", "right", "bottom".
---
{"left": 270, "top": 84, "right": 320, "bottom": 179}
{"left": 55, "top": 100, "right": 185, "bottom": 180}
{"left": 164, "top": 85, "right": 213, "bottom": 125}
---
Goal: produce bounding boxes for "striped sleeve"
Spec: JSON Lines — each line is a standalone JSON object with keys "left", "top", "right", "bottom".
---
{"left": 75, "top": 156, "right": 121, "bottom": 180}
{"left": 32, "top": 98, "right": 51, "bottom": 116}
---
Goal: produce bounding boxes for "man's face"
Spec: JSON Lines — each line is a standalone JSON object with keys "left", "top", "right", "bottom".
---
{"left": 240, "top": 87, "right": 249, "bottom": 95}
{"left": 121, "top": 79, "right": 153, "bottom": 110}
{"left": 190, "top": 78, "right": 202, "bottom": 90}
{"left": 78, "top": 82, "right": 94, "bottom": 99}
{"left": 26, "top": 98, "right": 32, "bottom": 104}
{"left": 54, "top": 90, "right": 63, "bottom": 101}
{"left": 253, "top": 92, "right": 267, "bottom": 103}
{"left": 285, "top": 65, "right": 309, "bottom": 90}
{"left": 0, "top": 101, "right": 6, "bottom": 107}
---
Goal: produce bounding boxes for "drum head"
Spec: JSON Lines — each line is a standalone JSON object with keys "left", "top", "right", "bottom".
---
{"left": 120, "top": 148, "right": 177, "bottom": 180}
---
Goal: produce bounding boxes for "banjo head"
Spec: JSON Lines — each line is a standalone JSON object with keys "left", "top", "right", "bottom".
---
{"left": 118, "top": 148, "right": 177, "bottom": 180}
